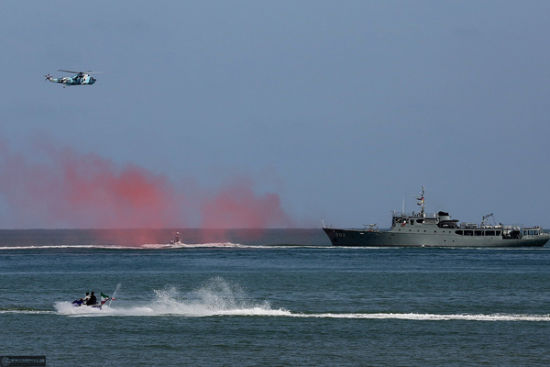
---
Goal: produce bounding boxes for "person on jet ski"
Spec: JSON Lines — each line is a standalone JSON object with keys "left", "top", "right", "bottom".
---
{"left": 72, "top": 291, "right": 90, "bottom": 306}
{"left": 86, "top": 291, "right": 97, "bottom": 306}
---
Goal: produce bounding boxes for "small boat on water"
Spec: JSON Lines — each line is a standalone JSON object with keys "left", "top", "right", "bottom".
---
{"left": 170, "top": 231, "right": 183, "bottom": 245}
{"left": 323, "top": 187, "right": 550, "bottom": 248}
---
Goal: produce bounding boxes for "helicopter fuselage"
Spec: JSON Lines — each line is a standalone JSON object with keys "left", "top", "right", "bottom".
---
{"left": 46, "top": 73, "right": 96, "bottom": 86}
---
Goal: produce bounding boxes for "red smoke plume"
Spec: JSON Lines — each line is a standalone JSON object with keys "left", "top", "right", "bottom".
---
{"left": 0, "top": 143, "right": 180, "bottom": 228}
{"left": 0, "top": 139, "right": 291, "bottom": 236}
{"left": 199, "top": 182, "right": 291, "bottom": 242}
{"left": 201, "top": 183, "right": 290, "bottom": 228}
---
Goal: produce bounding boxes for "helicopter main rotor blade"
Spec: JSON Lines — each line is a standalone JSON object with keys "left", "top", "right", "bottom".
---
{"left": 58, "top": 69, "right": 103, "bottom": 74}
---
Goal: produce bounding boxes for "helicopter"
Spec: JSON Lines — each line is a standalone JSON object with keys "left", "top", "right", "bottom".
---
{"left": 45, "top": 69, "right": 97, "bottom": 87}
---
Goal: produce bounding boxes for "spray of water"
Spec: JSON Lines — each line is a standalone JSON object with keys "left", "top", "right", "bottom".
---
{"left": 108, "top": 283, "right": 121, "bottom": 307}
{"left": 52, "top": 278, "right": 550, "bottom": 322}
{"left": 55, "top": 277, "right": 287, "bottom": 317}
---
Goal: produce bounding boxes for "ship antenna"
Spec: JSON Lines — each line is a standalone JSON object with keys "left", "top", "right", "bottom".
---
{"left": 416, "top": 185, "right": 425, "bottom": 217}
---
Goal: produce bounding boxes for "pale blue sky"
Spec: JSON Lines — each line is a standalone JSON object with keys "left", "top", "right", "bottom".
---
{"left": 1, "top": 1, "right": 549, "bottom": 227}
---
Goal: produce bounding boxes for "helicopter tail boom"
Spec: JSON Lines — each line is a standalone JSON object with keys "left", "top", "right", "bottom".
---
{"left": 45, "top": 74, "right": 55, "bottom": 82}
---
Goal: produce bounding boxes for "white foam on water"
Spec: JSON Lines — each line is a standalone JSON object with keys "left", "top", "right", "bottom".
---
{"left": 287, "top": 312, "right": 550, "bottom": 322}
{"left": 141, "top": 243, "right": 328, "bottom": 249}
{"left": 0, "top": 242, "right": 256, "bottom": 250}
{"left": 55, "top": 277, "right": 291, "bottom": 317}
{"left": 52, "top": 278, "right": 550, "bottom": 322}
{"left": 0, "top": 243, "right": 326, "bottom": 250}
{"left": 0, "top": 243, "right": 241, "bottom": 250}
{"left": 0, "top": 310, "right": 55, "bottom": 315}
{"left": 53, "top": 301, "right": 550, "bottom": 322}
{"left": 0, "top": 245, "right": 129, "bottom": 250}
{"left": 141, "top": 242, "right": 245, "bottom": 249}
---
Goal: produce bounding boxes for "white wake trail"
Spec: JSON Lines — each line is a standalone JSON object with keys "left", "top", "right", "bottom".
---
{"left": 287, "top": 312, "right": 550, "bottom": 322}
{"left": 0, "top": 243, "right": 325, "bottom": 250}
{"left": 0, "top": 310, "right": 55, "bottom": 315}
{"left": 53, "top": 302, "right": 550, "bottom": 322}
{"left": 53, "top": 278, "right": 550, "bottom": 322}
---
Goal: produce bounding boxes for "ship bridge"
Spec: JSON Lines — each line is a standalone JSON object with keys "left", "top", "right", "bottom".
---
{"left": 391, "top": 210, "right": 456, "bottom": 228}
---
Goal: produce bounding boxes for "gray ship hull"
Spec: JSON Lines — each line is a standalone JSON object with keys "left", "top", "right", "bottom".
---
{"left": 323, "top": 227, "right": 549, "bottom": 248}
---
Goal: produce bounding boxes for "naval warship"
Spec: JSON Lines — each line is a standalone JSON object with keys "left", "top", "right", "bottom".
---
{"left": 323, "top": 187, "right": 549, "bottom": 248}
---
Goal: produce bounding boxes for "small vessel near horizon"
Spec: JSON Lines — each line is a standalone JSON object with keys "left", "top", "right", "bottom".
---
{"left": 170, "top": 231, "right": 183, "bottom": 245}
{"left": 323, "top": 187, "right": 550, "bottom": 248}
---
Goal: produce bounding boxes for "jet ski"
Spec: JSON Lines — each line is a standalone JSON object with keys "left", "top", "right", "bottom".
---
{"left": 72, "top": 292, "right": 114, "bottom": 310}
{"left": 72, "top": 299, "right": 103, "bottom": 309}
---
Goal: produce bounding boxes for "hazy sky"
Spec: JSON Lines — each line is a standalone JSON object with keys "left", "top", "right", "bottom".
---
{"left": 1, "top": 1, "right": 549, "bottom": 228}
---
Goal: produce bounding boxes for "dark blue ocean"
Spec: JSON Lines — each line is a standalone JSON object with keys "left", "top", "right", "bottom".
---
{"left": 1, "top": 229, "right": 549, "bottom": 366}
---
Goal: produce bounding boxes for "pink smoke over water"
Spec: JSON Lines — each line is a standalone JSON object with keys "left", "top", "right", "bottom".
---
{"left": 0, "top": 139, "right": 292, "bottom": 241}
{"left": 200, "top": 182, "right": 292, "bottom": 242}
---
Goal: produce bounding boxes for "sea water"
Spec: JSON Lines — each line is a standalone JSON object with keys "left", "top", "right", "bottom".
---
{"left": 1, "top": 229, "right": 549, "bottom": 366}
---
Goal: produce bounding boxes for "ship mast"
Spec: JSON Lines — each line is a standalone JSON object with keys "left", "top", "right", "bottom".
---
{"left": 416, "top": 186, "right": 425, "bottom": 217}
